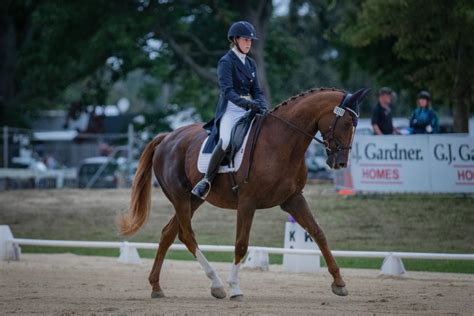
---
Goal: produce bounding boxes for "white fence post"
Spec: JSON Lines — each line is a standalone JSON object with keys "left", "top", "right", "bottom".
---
{"left": 380, "top": 253, "right": 406, "bottom": 277}
{"left": 118, "top": 241, "right": 141, "bottom": 264}
{"left": 242, "top": 248, "right": 269, "bottom": 271}
{"left": 0, "top": 225, "right": 21, "bottom": 261}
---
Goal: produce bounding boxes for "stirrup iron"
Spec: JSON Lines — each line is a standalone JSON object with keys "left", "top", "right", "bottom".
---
{"left": 191, "top": 179, "right": 212, "bottom": 200}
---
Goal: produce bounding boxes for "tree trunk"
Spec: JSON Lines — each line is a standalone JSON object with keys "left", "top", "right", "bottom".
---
{"left": 0, "top": 14, "right": 17, "bottom": 125}
{"left": 452, "top": 88, "right": 470, "bottom": 133}
{"left": 452, "top": 41, "right": 471, "bottom": 133}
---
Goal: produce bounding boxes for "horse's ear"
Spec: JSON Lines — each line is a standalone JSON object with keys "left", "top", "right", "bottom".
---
{"left": 347, "top": 88, "right": 371, "bottom": 114}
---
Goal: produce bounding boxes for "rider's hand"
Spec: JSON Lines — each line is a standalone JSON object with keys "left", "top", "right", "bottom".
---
{"left": 246, "top": 100, "right": 262, "bottom": 112}
{"left": 254, "top": 99, "right": 268, "bottom": 112}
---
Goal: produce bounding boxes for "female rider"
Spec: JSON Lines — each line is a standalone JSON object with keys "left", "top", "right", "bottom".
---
{"left": 191, "top": 21, "right": 268, "bottom": 199}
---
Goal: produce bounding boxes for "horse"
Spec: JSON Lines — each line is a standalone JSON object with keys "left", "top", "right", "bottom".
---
{"left": 119, "top": 87, "right": 370, "bottom": 300}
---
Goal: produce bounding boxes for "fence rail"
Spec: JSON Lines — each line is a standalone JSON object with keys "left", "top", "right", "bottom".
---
{"left": 1, "top": 226, "right": 472, "bottom": 277}
{"left": 10, "top": 238, "right": 474, "bottom": 260}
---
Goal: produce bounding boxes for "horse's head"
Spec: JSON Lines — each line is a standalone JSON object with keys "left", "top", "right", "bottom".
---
{"left": 320, "top": 88, "right": 370, "bottom": 169}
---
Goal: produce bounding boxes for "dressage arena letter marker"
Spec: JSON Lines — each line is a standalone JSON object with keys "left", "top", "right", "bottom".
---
{"left": 283, "top": 221, "right": 321, "bottom": 273}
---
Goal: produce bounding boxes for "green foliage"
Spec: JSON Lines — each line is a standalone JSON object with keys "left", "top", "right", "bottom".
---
{"left": 337, "top": 0, "right": 474, "bottom": 126}
{"left": 7, "top": 1, "right": 471, "bottom": 131}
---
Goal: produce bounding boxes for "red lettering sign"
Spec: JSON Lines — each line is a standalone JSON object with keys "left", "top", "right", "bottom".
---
{"left": 457, "top": 170, "right": 474, "bottom": 182}
{"left": 362, "top": 168, "right": 400, "bottom": 180}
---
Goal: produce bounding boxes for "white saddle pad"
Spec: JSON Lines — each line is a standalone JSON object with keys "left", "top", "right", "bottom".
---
{"left": 197, "top": 121, "right": 254, "bottom": 174}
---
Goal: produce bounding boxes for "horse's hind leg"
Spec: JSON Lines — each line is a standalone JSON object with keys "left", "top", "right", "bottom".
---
{"left": 281, "top": 193, "right": 348, "bottom": 296}
{"left": 148, "top": 198, "right": 204, "bottom": 298}
{"left": 174, "top": 199, "right": 226, "bottom": 299}
{"left": 149, "top": 215, "right": 179, "bottom": 298}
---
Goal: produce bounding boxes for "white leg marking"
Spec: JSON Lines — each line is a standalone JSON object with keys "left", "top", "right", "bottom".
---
{"left": 196, "top": 249, "right": 224, "bottom": 289}
{"left": 227, "top": 263, "right": 243, "bottom": 297}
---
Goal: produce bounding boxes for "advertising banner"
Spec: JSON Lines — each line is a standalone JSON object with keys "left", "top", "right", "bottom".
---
{"left": 349, "top": 135, "right": 474, "bottom": 193}
{"left": 350, "top": 135, "right": 431, "bottom": 192}
{"left": 429, "top": 136, "right": 474, "bottom": 192}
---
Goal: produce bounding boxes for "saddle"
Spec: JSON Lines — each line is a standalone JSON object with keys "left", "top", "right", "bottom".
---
{"left": 222, "top": 110, "right": 256, "bottom": 167}
{"left": 197, "top": 110, "right": 265, "bottom": 176}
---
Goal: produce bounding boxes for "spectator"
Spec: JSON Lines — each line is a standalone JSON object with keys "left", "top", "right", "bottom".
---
{"left": 409, "top": 90, "right": 439, "bottom": 134}
{"left": 371, "top": 87, "right": 395, "bottom": 135}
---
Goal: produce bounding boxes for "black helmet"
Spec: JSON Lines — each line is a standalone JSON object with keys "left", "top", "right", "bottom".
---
{"left": 418, "top": 90, "right": 431, "bottom": 100}
{"left": 378, "top": 86, "right": 393, "bottom": 96}
{"left": 227, "top": 21, "right": 258, "bottom": 41}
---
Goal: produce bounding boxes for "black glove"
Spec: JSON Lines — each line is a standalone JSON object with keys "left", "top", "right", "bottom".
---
{"left": 254, "top": 99, "right": 268, "bottom": 111}
{"left": 245, "top": 100, "right": 262, "bottom": 112}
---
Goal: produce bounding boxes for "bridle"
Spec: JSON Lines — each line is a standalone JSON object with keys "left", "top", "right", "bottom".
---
{"left": 266, "top": 93, "right": 359, "bottom": 154}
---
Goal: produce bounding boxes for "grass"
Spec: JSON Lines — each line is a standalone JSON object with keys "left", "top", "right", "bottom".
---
{"left": 1, "top": 186, "right": 473, "bottom": 274}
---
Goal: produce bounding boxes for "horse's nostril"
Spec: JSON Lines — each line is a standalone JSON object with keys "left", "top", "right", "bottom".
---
{"left": 338, "top": 162, "right": 347, "bottom": 168}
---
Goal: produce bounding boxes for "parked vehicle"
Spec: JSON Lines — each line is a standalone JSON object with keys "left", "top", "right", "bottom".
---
{"left": 77, "top": 157, "right": 119, "bottom": 188}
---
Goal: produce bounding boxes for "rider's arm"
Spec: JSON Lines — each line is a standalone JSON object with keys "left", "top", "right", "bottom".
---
{"left": 217, "top": 58, "right": 254, "bottom": 109}
{"left": 248, "top": 59, "right": 268, "bottom": 109}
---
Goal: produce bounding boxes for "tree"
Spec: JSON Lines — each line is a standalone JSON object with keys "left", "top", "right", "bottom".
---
{"left": 1, "top": 1, "right": 275, "bottom": 128}
{"left": 148, "top": 0, "right": 273, "bottom": 104}
{"left": 338, "top": 0, "right": 474, "bottom": 132}
{"left": 1, "top": 0, "right": 155, "bottom": 126}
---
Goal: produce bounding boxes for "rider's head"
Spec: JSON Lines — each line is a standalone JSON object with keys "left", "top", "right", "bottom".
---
{"left": 228, "top": 21, "right": 257, "bottom": 55}
{"left": 417, "top": 90, "right": 431, "bottom": 108}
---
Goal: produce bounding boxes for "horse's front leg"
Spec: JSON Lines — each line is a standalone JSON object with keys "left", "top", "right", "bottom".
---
{"left": 228, "top": 203, "right": 256, "bottom": 301}
{"left": 281, "top": 192, "right": 348, "bottom": 296}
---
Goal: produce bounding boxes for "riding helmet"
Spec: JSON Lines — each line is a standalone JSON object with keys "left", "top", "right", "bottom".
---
{"left": 418, "top": 90, "right": 431, "bottom": 101}
{"left": 378, "top": 86, "right": 393, "bottom": 96}
{"left": 227, "top": 21, "right": 258, "bottom": 41}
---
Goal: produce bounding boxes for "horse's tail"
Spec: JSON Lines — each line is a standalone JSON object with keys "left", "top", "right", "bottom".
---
{"left": 118, "top": 133, "right": 168, "bottom": 236}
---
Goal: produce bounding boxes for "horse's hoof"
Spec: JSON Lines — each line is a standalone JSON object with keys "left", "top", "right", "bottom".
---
{"left": 211, "top": 287, "right": 227, "bottom": 299}
{"left": 230, "top": 294, "right": 244, "bottom": 301}
{"left": 331, "top": 284, "right": 348, "bottom": 296}
{"left": 151, "top": 290, "right": 165, "bottom": 298}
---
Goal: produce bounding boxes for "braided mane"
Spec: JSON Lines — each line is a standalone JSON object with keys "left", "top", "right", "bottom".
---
{"left": 271, "top": 87, "right": 347, "bottom": 112}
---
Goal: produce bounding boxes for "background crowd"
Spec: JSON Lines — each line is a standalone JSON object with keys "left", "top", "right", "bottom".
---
{"left": 372, "top": 87, "right": 440, "bottom": 135}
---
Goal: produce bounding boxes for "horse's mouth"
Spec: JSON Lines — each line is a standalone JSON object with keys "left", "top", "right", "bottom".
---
{"left": 326, "top": 156, "right": 348, "bottom": 170}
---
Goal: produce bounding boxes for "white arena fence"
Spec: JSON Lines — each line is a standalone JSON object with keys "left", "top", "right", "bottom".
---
{"left": 1, "top": 225, "right": 473, "bottom": 277}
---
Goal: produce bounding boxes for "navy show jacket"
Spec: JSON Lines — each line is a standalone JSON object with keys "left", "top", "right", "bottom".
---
{"left": 203, "top": 49, "right": 267, "bottom": 153}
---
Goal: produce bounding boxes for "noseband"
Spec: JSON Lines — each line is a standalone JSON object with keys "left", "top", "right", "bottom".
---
{"left": 267, "top": 93, "right": 359, "bottom": 154}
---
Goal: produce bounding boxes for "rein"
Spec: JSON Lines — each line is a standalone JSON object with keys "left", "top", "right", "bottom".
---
{"left": 267, "top": 92, "right": 358, "bottom": 154}
{"left": 266, "top": 112, "right": 330, "bottom": 151}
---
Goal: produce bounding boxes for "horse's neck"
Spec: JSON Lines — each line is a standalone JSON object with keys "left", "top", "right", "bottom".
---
{"left": 269, "top": 93, "right": 334, "bottom": 155}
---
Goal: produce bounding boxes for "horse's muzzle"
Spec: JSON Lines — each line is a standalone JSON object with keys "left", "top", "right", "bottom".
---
{"left": 326, "top": 153, "right": 348, "bottom": 170}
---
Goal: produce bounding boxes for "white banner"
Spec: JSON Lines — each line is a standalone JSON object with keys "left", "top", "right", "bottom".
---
{"left": 429, "top": 136, "right": 474, "bottom": 192}
{"left": 350, "top": 135, "right": 474, "bottom": 193}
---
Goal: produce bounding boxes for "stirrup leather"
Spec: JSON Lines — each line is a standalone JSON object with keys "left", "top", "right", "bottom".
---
{"left": 191, "top": 178, "right": 212, "bottom": 200}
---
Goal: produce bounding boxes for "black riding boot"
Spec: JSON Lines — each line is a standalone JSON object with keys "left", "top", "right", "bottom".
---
{"left": 191, "top": 140, "right": 226, "bottom": 200}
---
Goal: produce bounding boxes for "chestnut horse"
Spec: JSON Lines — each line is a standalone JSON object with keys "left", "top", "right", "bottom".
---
{"left": 119, "top": 87, "right": 369, "bottom": 300}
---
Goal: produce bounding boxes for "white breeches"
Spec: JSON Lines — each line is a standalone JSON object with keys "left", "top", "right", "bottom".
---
{"left": 219, "top": 101, "right": 248, "bottom": 150}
